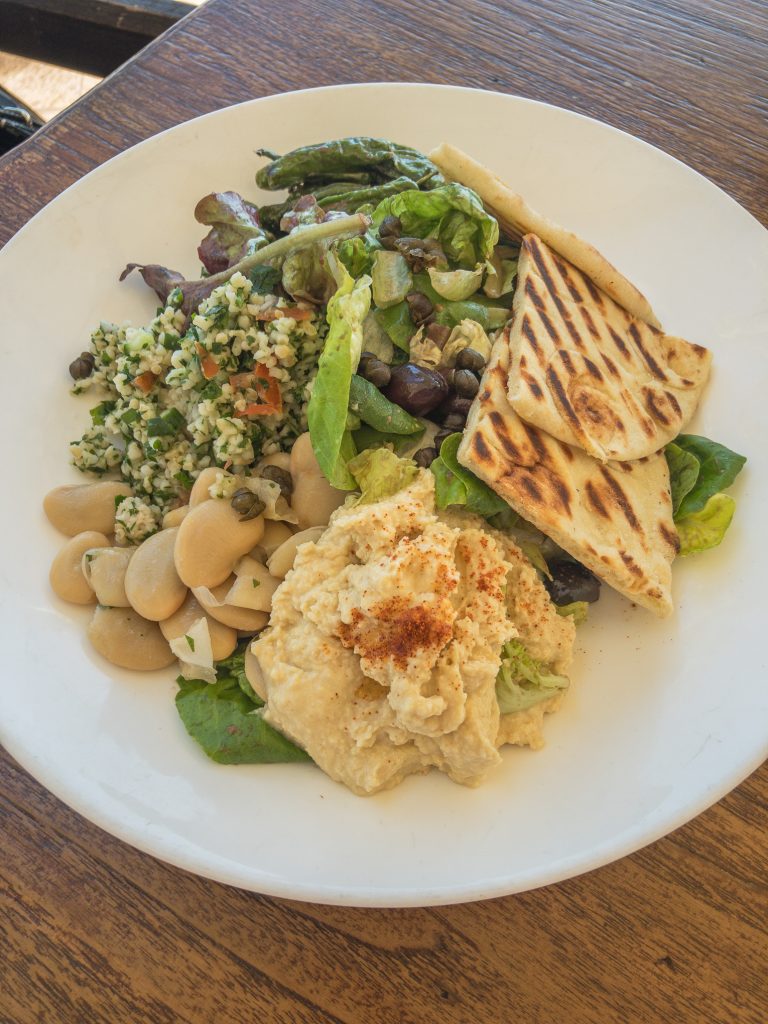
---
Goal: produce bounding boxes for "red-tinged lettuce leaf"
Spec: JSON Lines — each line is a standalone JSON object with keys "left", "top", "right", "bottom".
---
{"left": 119, "top": 263, "right": 184, "bottom": 303}
{"left": 194, "top": 191, "right": 269, "bottom": 274}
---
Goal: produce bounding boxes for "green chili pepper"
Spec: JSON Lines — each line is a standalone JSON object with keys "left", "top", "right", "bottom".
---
{"left": 348, "top": 374, "right": 422, "bottom": 435}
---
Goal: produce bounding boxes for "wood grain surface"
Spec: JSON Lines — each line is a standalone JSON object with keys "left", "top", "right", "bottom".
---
{"left": 1, "top": 2, "right": 766, "bottom": 1022}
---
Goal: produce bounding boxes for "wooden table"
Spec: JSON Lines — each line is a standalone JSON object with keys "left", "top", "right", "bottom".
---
{"left": 1, "top": 2, "right": 766, "bottom": 1021}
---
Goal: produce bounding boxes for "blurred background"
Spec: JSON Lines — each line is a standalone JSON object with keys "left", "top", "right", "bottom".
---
{"left": 0, "top": 0, "right": 202, "bottom": 149}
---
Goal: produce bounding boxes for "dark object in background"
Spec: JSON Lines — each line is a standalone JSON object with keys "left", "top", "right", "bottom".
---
{"left": 0, "top": 88, "right": 43, "bottom": 156}
{"left": 0, "top": 0, "right": 194, "bottom": 77}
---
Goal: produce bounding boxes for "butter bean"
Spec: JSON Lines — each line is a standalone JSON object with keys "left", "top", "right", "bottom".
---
{"left": 50, "top": 531, "right": 110, "bottom": 604}
{"left": 160, "top": 593, "right": 237, "bottom": 661}
{"left": 289, "top": 432, "right": 347, "bottom": 529}
{"left": 259, "top": 520, "right": 295, "bottom": 556}
{"left": 194, "top": 577, "right": 269, "bottom": 632}
{"left": 87, "top": 606, "right": 177, "bottom": 671}
{"left": 227, "top": 561, "right": 280, "bottom": 613}
{"left": 82, "top": 546, "right": 134, "bottom": 607}
{"left": 267, "top": 526, "right": 325, "bottom": 579}
{"left": 44, "top": 482, "right": 133, "bottom": 536}
{"left": 188, "top": 467, "right": 225, "bottom": 506}
{"left": 124, "top": 528, "right": 187, "bottom": 621}
{"left": 162, "top": 504, "right": 189, "bottom": 528}
{"left": 175, "top": 499, "right": 265, "bottom": 588}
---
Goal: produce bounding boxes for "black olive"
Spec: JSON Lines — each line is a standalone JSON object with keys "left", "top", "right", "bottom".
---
{"left": 405, "top": 291, "right": 434, "bottom": 325}
{"left": 69, "top": 351, "right": 95, "bottom": 380}
{"left": 426, "top": 322, "right": 451, "bottom": 348}
{"left": 413, "top": 447, "right": 438, "bottom": 468}
{"left": 382, "top": 363, "right": 448, "bottom": 417}
{"left": 453, "top": 368, "right": 480, "bottom": 398}
{"left": 544, "top": 560, "right": 601, "bottom": 605}
{"left": 378, "top": 215, "right": 402, "bottom": 250}
{"left": 455, "top": 347, "right": 487, "bottom": 373}
{"left": 358, "top": 353, "right": 391, "bottom": 389}
{"left": 438, "top": 395, "right": 473, "bottom": 422}
{"left": 260, "top": 465, "right": 293, "bottom": 498}
{"left": 231, "top": 488, "right": 266, "bottom": 521}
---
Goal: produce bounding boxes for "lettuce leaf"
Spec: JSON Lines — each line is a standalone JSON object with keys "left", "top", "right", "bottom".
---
{"left": 496, "top": 639, "right": 570, "bottom": 714}
{"left": 175, "top": 661, "right": 310, "bottom": 765}
{"left": 307, "top": 264, "right": 371, "bottom": 489}
{"left": 665, "top": 441, "right": 701, "bottom": 516}
{"left": 348, "top": 448, "right": 418, "bottom": 504}
{"left": 194, "top": 192, "right": 269, "bottom": 274}
{"left": 676, "top": 493, "right": 736, "bottom": 556}
{"left": 431, "top": 432, "right": 508, "bottom": 518}
{"left": 555, "top": 601, "right": 589, "bottom": 625}
{"left": 372, "top": 183, "right": 499, "bottom": 267}
{"left": 672, "top": 435, "right": 746, "bottom": 518}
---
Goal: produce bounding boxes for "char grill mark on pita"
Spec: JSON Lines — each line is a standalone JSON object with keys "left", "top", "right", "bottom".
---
{"left": 458, "top": 332, "right": 678, "bottom": 617}
{"left": 505, "top": 234, "right": 712, "bottom": 462}
{"left": 429, "top": 142, "right": 662, "bottom": 328}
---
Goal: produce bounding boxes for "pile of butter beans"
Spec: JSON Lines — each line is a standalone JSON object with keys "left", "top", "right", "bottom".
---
{"left": 44, "top": 432, "right": 346, "bottom": 673}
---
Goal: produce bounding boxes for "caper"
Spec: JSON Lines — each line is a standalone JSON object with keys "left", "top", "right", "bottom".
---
{"left": 413, "top": 447, "right": 438, "bottom": 468}
{"left": 453, "top": 368, "right": 480, "bottom": 398}
{"left": 442, "top": 413, "right": 467, "bottom": 431}
{"left": 378, "top": 215, "right": 403, "bottom": 250}
{"left": 230, "top": 488, "right": 266, "bottom": 521}
{"left": 405, "top": 291, "right": 434, "bottom": 325}
{"left": 395, "top": 237, "right": 446, "bottom": 272}
{"left": 358, "top": 352, "right": 392, "bottom": 389}
{"left": 455, "top": 347, "right": 487, "bottom": 373}
{"left": 426, "top": 322, "right": 451, "bottom": 348}
{"left": 69, "top": 351, "right": 95, "bottom": 380}
{"left": 260, "top": 465, "right": 293, "bottom": 499}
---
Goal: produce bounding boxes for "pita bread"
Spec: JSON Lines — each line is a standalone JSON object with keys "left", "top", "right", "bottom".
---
{"left": 429, "top": 142, "right": 661, "bottom": 328}
{"left": 506, "top": 234, "right": 711, "bottom": 462}
{"left": 457, "top": 328, "right": 679, "bottom": 616}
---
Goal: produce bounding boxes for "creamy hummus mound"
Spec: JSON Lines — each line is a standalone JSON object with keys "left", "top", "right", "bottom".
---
{"left": 252, "top": 471, "right": 575, "bottom": 795}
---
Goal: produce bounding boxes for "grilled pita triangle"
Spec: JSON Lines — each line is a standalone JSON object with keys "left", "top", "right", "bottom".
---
{"left": 429, "top": 142, "right": 661, "bottom": 328}
{"left": 458, "top": 328, "right": 679, "bottom": 616}
{"left": 507, "top": 234, "right": 712, "bottom": 461}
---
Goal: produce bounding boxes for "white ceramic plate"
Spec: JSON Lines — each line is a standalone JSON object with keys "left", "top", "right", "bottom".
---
{"left": 1, "top": 84, "right": 766, "bottom": 907}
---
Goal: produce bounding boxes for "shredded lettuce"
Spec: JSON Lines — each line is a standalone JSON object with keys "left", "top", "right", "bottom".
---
{"left": 496, "top": 639, "right": 570, "bottom": 714}
{"left": 676, "top": 493, "right": 736, "bottom": 556}
{"left": 347, "top": 448, "right": 418, "bottom": 505}
{"left": 307, "top": 261, "right": 371, "bottom": 489}
{"left": 555, "top": 602, "right": 589, "bottom": 625}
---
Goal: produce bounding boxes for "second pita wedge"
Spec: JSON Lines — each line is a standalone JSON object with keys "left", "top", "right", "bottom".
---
{"left": 457, "top": 328, "right": 679, "bottom": 617}
{"left": 506, "top": 234, "right": 712, "bottom": 462}
{"left": 429, "top": 142, "right": 661, "bottom": 328}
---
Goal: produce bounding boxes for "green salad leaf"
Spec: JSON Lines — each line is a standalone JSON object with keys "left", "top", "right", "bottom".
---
{"left": 352, "top": 424, "right": 426, "bottom": 455}
{"left": 431, "top": 432, "right": 508, "bottom": 518}
{"left": 374, "top": 301, "right": 414, "bottom": 351}
{"left": 555, "top": 602, "right": 590, "bottom": 625}
{"left": 665, "top": 441, "right": 701, "bottom": 515}
{"left": 496, "top": 639, "right": 570, "bottom": 714}
{"left": 307, "top": 264, "right": 371, "bottom": 489}
{"left": 427, "top": 264, "right": 485, "bottom": 301}
{"left": 348, "top": 448, "right": 419, "bottom": 504}
{"left": 175, "top": 657, "right": 310, "bottom": 765}
{"left": 676, "top": 493, "right": 736, "bottom": 556}
{"left": 671, "top": 435, "right": 746, "bottom": 519}
{"left": 372, "top": 183, "right": 499, "bottom": 266}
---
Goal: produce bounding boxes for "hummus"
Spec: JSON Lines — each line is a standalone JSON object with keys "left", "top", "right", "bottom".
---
{"left": 252, "top": 471, "right": 575, "bottom": 794}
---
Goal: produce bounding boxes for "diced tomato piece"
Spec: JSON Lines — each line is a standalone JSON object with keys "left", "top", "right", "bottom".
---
{"left": 231, "top": 362, "right": 282, "bottom": 417}
{"left": 195, "top": 343, "right": 219, "bottom": 380}
{"left": 133, "top": 370, "right": 157, "bottom": 393}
